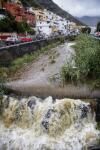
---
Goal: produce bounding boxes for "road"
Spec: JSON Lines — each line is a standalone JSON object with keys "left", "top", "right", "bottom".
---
{"left": 0, "top": 35, "right": 67, "bottom": 49}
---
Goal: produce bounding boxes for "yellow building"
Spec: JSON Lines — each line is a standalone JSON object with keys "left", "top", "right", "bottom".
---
{"left": 51, "top": 25, "right": 58, "bottom": 33}
{"left": 33, "top": 9, "right": 47, "bottom": 21}
{"left": 70, "top": 22, "right": 77, "bottom": 30}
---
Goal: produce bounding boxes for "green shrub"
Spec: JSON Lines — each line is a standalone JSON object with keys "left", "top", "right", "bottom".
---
{"left": 59, "top": 37, "right": 65, "bottom": 43}
{"left": 61, "top": 64, "right": 80, "bottom": 83}
{"left": 68, "top": 35, "right": 76, "bottom": 41}
{"left": 81, "top": 27, "right": 91, "bottom": 34}
{"left": 0, "top": 68, "right": 8, "bottom": 97}
{"left": 0, "top": 16, "right": 32, "bottom": 33}
{"left": 0, "top": 77, "right": 7, "bottom": 96}
{"left": 74, "top": 34, "right": 100, "bottom": 79}
{"left": 61, "top": 34, "right": 100, "bottom": 86}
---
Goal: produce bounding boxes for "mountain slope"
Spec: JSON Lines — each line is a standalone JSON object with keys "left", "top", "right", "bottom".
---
{"left": 20, "top": 0, "right": 42, "bottom": 8}
{"left": 20, "top": 0, "right": 85, "bottom": 26}
{"left": 78, "top": 16, "right": 100, "bottom": 27}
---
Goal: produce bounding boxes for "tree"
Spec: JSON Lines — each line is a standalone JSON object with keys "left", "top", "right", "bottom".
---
{"left": 81, "top": 27, "right": 91, "bottom": 34}
{"left": 96, "top": 22, "right": 100, "bottom": 32}
{"left": 0, "top": 17, "right": 13, "bottom": 32}
{"left": 0, "top": 15, "right": 32, "bottom": 33}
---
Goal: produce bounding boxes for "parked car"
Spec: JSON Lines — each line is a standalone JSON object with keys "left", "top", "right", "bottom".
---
{"left": 35, "top": 34, "right": 44, "bottom": 40}
{"left": 20, "top": 37, "right": 33, "bottom": 42}
{"left": 5, "top": 36, "right": 21, "bottom": 45}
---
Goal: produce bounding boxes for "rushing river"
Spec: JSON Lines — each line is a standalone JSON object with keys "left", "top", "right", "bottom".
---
{"left": 0, "top": 96, "right": 99, "bottom": 150}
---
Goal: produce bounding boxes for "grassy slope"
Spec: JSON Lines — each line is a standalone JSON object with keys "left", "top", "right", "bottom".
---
{"left": 61, "top": 34, "right": 100, "bottom": 88}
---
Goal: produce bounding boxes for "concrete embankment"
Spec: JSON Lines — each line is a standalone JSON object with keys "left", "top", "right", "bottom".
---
{"left": 0, "top": 37, "right": 66, "bottom": 66}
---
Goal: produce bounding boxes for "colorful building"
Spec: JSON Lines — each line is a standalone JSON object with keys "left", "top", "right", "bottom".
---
{"left": 0, "top": 1, "right": 79, "bottom": 36}
{"left": 3, "top": 2, "right": 36, "bottom": 26}
{"left": 34, "top": 8, "right": 72, "bottom": 36}
{"left": 33, "top": 9, "right": 47, "bottom": 22}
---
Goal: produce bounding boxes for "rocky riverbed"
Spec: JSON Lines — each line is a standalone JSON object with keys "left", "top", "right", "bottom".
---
{"left": 6, "top": 42, "right": 75, "bottom": 91}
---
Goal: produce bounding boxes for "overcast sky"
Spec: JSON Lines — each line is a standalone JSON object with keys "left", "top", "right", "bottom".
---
{"left": 53, "top": 0, "right": 100, "bottom": 17}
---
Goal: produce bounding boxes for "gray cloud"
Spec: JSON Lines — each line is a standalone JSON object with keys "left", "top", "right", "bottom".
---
{"left": 53, "top": 0, "right": 100, "bottom": 17}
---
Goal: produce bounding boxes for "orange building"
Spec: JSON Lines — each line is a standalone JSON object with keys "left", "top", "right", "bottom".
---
{"left": 3, "top": 2, "right": 36, "bottom": 26}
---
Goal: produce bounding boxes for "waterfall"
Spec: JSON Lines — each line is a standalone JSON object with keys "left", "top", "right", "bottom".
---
{"left": 0, "top": 95, "right": 99, "bottom": 150}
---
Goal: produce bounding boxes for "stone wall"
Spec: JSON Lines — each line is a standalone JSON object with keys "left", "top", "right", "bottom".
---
{"left": 0, "top": 38, "right": 61, "bottom": 66}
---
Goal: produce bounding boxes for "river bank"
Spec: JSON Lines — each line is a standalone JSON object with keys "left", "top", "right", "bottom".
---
{"left": 6, "top": 42, "right": 75, "bottom": 89}
{"left": 0, "top": 39, "right": 100, "bottom": 150}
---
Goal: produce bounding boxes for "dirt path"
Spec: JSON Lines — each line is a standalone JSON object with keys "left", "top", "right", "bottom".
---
{"left": 6, "top": 42, "right": 75, "bottom": 90}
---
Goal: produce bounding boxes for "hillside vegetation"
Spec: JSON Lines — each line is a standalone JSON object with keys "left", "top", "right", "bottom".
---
{"left": 20, "top": 0, "right": 42, "bottom": 8}
{"left": 0, "top": 16, "right": 31, "bottom": 33}
{"left": 61, "top": 34, "right": 100, "bottom": 88}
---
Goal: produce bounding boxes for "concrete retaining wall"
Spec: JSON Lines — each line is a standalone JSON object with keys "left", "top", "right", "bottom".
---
{"left": 0, "top": 37, "right": 62, "bottom": 66}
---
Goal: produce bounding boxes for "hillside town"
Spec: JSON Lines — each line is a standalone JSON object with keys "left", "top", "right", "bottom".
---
{"left": 0, "top": 0, "right": 100, "bottom": 150}
{"left": 0, "top": 0, "right": 82, "bottom": 45}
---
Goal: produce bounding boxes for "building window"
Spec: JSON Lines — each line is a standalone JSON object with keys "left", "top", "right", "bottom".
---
{"left": 47, "top": 21, "right": 50, "bottom": 23}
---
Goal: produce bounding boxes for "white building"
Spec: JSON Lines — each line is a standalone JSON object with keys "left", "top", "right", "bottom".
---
{"left": 34, "top": 8, "right": 73, "bottom": 36}
{"left": 36, "top": 21, "right": 52, "bottom": 36}
{"left": 90, "top": 26, "right": 96, "bottom": 34}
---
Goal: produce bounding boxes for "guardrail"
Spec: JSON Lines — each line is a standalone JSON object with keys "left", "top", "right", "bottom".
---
{"left": 0, "top": 35, "right": 67, "bottom": 50}
{"left": 0, "top": 38, "right": 46, "bottom": 51}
